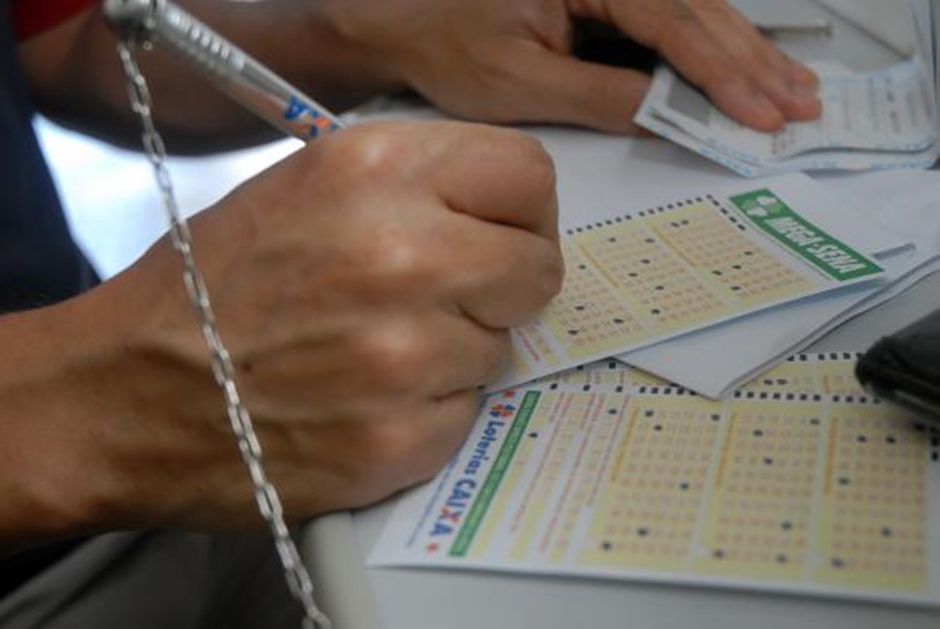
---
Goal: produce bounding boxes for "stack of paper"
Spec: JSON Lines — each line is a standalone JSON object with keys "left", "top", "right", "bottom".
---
{"left": 634, "top": 1, "right": 940, "bottom": 176}
{"left": 496, "top": 173, "right": 905, "bottom": 394}
{"left": 372, "top": 356, "right": 940, "bottom": 607}
{"left": 816, "top": 0, "right": 919, "bottom": 56}
{"left": 348, "top": 105, "right": 940, "bottom": 401}
{"left": 618, "top": 170, "right": 940, "bottom": 397}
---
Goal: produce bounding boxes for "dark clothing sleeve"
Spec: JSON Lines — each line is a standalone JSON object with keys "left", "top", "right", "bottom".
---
{"left": 0, "top": 0, "right": 99, "bottom": 596}
{"left": 0, "top": 0, "right": 98, "bottom": 315}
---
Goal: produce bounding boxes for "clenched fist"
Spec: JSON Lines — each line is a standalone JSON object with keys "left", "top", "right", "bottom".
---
{"left": 0, "top": 121, "right": 562, "bottom": 541}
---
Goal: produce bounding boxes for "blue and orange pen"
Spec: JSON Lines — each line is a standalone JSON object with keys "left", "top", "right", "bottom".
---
{"left": 103, "top": 0, "right": 344, "bottom": 140}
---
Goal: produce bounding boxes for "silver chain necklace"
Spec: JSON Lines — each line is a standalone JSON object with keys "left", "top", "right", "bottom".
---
{"left": 115, "top": 41, "right": 332, "bottom": 629}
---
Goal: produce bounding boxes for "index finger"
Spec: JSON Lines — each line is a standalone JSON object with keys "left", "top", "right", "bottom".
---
{"left": 421, "top": 122, "right": 561, "bottom": 243}
{"left": 601, "top": 0, "right": 821, "bottom": 131}
{"left": 688, "top": 2, "right": 822, "bottom": 122}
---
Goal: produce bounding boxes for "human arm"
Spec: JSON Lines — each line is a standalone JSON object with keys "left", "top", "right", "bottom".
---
{"left": 18, "top": 0, "right": 819, "bottom": 153}
{"left": 0, "top": 121, "right": 563, "bottom": 550}
{"left": 16, "top": 1, "right": 405, "bottom": 152}
{"left": 325, "top": 0, "right": 822, "bottom": 133}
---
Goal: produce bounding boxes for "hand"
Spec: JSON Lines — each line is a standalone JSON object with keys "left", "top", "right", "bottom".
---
{"left": 325, "top": 0, "right": 822, "bottom": 133}
{"left": 12, "top": 121, "right": 562, "bottom": 534}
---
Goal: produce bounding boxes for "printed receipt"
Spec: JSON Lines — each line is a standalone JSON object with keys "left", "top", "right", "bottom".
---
{"left": 635, "top": 59, "right": 939, "bottom": 177}
{"left": 493, "top": 181, "right": 885, "bottom": 392}
{"left": 370, "top": 356, "right": 940, "bottom": 607}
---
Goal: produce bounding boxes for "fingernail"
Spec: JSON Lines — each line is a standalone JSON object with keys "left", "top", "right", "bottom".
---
{"left": 788, "top": 62, "right": 819, "bottom": 88}
{"left": 747, "top": 90, "right": 785, "bottom": 128}
{"left": 790, "top": 81, "right": 820, "bottom": 103}
{"left": 781, "top": 76, "right": 823, "bottom": 117}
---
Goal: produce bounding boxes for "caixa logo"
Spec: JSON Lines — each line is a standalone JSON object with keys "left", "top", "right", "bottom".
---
{"left": 429, "top": 478, "right": 476, "bottom": 537}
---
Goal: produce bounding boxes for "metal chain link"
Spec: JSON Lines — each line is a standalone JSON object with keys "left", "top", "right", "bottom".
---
{"left": 115, "top": 41, "right": 332, "bottom": 629}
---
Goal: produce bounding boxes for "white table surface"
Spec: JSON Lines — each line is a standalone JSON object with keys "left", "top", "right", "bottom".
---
{"left": 302, "top": 2, "right": 940, "bottom": 627}
{"left": 37, "top": 1, "right": 939, "bottom": 627}
{"left": 307, "top": 269, "right": 940, "bottom": 629}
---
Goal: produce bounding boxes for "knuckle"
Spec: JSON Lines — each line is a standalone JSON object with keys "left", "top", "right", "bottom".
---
{"left": 514, "top": 238, "right": 565, "bottom": 305}
{"left": 702, "top": 70, "right": 747, "bottom": 98}
{"left": 355, "top": 323, "right": 431, "bottom": 391}
{"left": 683, "top": 0, "right": 727, "bottom": 15}
{"left": 515, "top": 134, "right": 557, "bottom": 193}
{"left": 657, "top": 0, "right": 726, "bottom": 48}
{"left": 486, "top": 332, "right": 512, "bottom": 378}
{"left": 364, "top": 420, "right": 422, "bottom": 469}
{"left": 759, "top": 46, "right": 793, "bottom": 75}
{"left": 381, "top": 235, "right": 433, "bottom": 286}
{"left": 475, "top": 331, "right": 511, "bottom": 382}
{"left": 653, "top": 24, "right": 695, "bottom": 61}
{"left": 353, "top": 231, "right": 435, "bottom": 297}
{"left": 539, "top": 243, "right": 566, "bottom": 301}
{"left": 663, "top": 1, "right": 698, "bottom": 25}
{"left": 327, "top": 123, "right": 405, "bottom": 181}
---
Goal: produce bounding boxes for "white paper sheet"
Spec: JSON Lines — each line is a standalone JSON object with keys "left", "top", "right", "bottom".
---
{"left": 618, "top": 172, "right": 940, "bottom": 398}
{"left": 632, "top": 1, "right": 940, "bottom": 176}
{"left": 635, "top": 59, "right": 939, "bottom": 177}
{"left": 371, "top": 358, "right": 940, "bottom": 608}
{"left": 494, "top": 174, "right": 893, "bottom": 391}
{"left": 621, "top": 250, "right": 939, "bottom": 398}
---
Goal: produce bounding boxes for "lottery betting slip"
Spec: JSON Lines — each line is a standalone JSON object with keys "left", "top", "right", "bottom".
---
{"left": 633, "top": 1, "right": 940, "bottom": 176}
{"left": 371, "top": 355, "right": 940, "bottom": 607}
{"left": 635, "top": 59, "right": 939, "bottom": 177}
{"left": 495, "top": 177, "right": 888, "bottom": 392}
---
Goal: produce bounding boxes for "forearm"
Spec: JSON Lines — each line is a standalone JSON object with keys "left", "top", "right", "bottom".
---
{"left": 0, "top": 262, "right": 216, "bottom": 551}
{"left": 0, "top": 118, "right": 563, "bottom": 553}
{"left": 18, "top": 1, "right": 404, "bottom": 153}
{"left": 0, "top": 299, "right": 113, "bottom": 552}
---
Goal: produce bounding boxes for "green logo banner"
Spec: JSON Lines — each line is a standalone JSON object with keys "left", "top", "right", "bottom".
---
{"left": 729, "top": 189, "right": 883, "bottom": 282}
{"left": 449, "top": 391, "right": 541, "bottom": 557}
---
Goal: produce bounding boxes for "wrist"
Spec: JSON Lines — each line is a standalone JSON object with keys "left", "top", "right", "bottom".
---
{"left": 0, "top": 296, "right": 130, "bottom": 546}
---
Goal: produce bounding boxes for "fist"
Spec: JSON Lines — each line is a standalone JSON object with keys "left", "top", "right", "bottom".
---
{"left": 73, "top": 121, "right": 563, "bottom": 530}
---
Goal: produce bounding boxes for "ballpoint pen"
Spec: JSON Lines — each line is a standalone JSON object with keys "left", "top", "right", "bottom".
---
{"left": 103, "top": 0, "right": 344, "bottom": 141}
{"left": 102, "top": 3, "right": 339, "bottom": 627}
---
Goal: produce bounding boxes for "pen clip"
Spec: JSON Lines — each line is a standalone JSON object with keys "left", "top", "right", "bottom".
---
{"left": 103, "top": 0, "right": 161, "bottom": 46}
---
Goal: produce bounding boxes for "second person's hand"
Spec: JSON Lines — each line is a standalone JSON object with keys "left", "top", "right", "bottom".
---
{"left": 325, "top": 0, "right": 822, "bottom": 134}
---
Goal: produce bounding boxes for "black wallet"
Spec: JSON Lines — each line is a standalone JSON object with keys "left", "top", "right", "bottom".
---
{"left": 856, "top": 308, "right": 940, "bottom": 422}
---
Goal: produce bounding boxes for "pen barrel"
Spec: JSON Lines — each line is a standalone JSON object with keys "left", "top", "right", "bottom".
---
{"left": 104, "top": 0, "right": 343, "bottom": 140}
